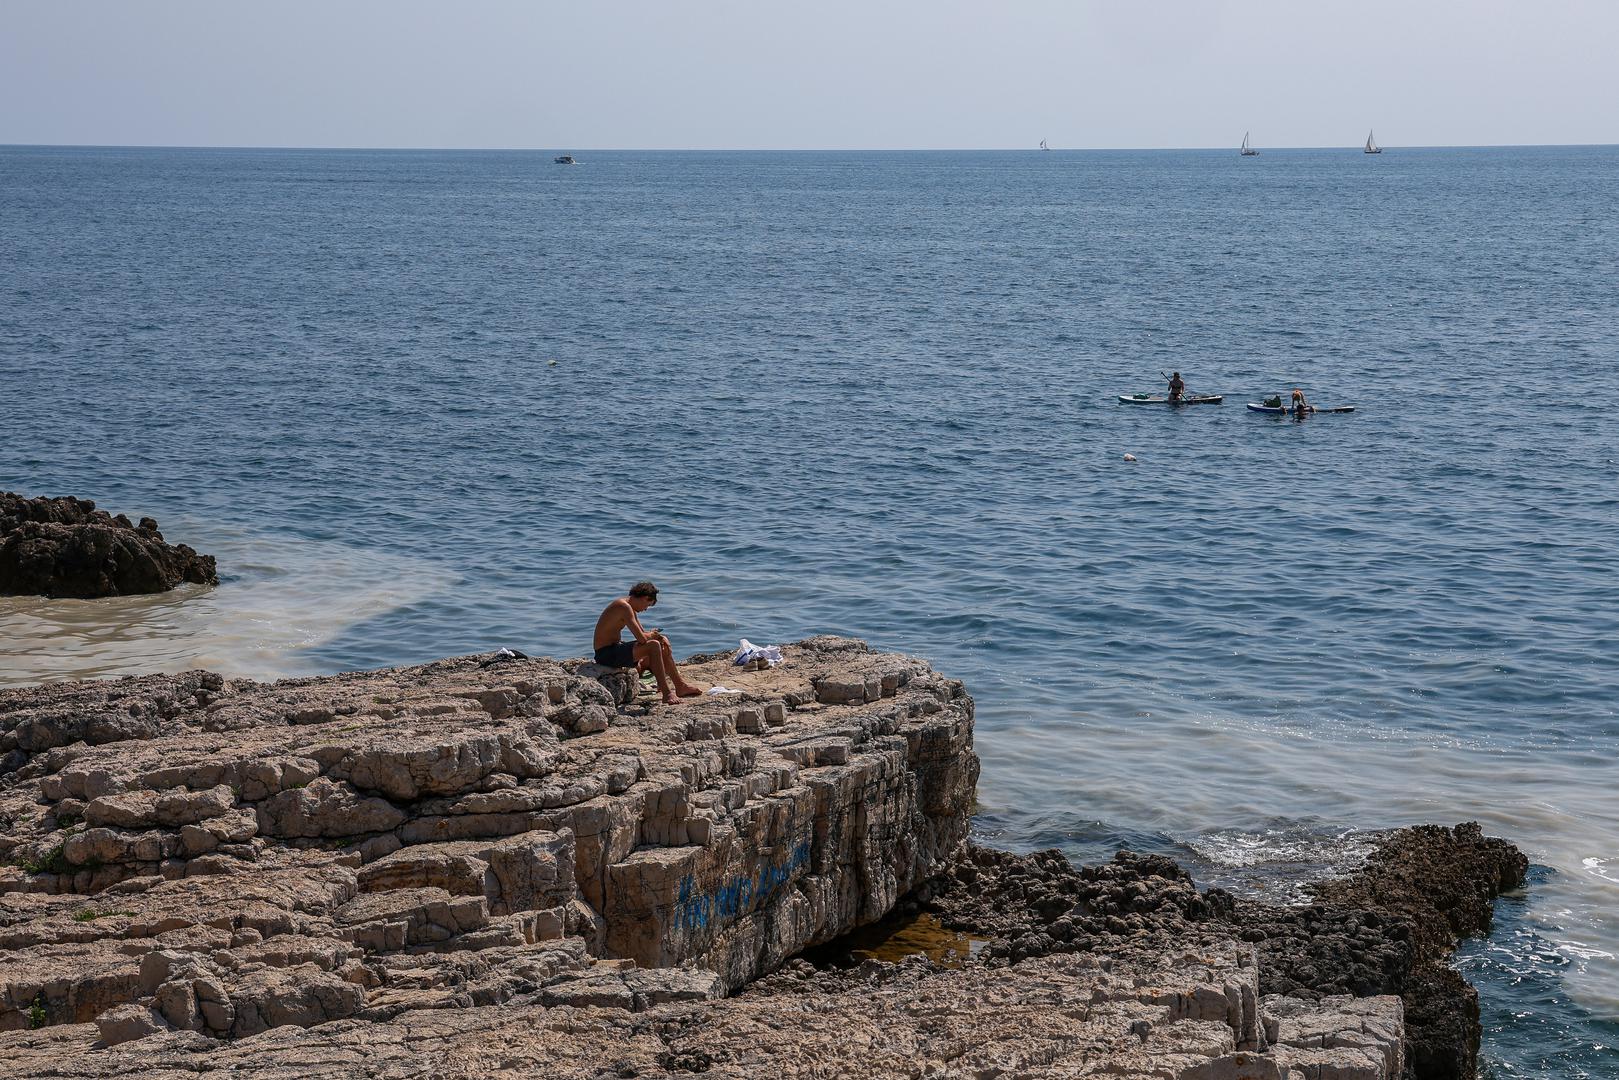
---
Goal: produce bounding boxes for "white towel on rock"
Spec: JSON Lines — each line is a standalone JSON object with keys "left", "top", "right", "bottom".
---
{"left": 734, "top": 639, "right": 783, "bottom": 667}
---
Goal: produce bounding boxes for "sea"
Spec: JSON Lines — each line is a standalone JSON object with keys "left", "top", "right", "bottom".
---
{"left": 2, "top": 144, "right": 1616, "bottom": 1075}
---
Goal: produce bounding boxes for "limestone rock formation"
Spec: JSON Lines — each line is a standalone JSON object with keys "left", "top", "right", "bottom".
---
{"left": 0, "top": 941, "right": 1407, "bottom": 1078}
{"left": 0, "top": 493, "right": 218, "bottom": 598}
{"left": 0, "top": 638, "right": 1521, "bottom": 1079}
{"left": 0, "top": 638, "right": 977, "bottom": 1051}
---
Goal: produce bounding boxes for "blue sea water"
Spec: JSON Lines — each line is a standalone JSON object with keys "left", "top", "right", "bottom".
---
{"left": 2, "top": 144, "right": 1617, "bottom": 1074}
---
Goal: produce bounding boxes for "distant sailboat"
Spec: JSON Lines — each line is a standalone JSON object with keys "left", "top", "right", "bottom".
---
{"left": 1240, "top": 131, "right": 1258, "bottom": 156}
{"left": 1039, "top": 138, "right": 1050, "bottom": 151}
{"left": 1364, "top": 130, "right": 1382, "bottom": 154}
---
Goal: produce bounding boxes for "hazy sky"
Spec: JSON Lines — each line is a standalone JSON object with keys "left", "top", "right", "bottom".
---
{"left": 3, "top": 0, "right": 1616, "bottom": 150}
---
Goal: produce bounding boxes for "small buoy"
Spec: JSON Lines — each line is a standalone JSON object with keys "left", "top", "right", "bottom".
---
{"left": 548, "top": 359, "right": 558, "bottom": 367}
{"left": 1123, "top": 453, "right": 1137, "bottom": 462}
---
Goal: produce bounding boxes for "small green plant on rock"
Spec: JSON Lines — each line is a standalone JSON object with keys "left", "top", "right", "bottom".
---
{"left": 18, "top": 844, "right": 69, "bottom": 876}
{"left": 27, "top": 994, "right": 47, "bottom": 1029}
{"left": 72, "top": 908, "right": 133, "bottom": 922}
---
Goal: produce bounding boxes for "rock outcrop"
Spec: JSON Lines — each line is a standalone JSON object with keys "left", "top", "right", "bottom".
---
{"left": 0, "top": 638, "right": 976, "bottom": 1049}
{"left": 0, "top": 639, "right": 1523, "bottom": 1079}
{"left": 0, "top": 493, "right": 218, "bottom": 598}
{"left": 921, "top": 827, "right": 1526, "bottom": 1080}
{"left": 0, "top": 938, "right": 1407, "bottom": 1079}
{"left": 1238, "top": 823, "right": 1528, "bottom": 1080}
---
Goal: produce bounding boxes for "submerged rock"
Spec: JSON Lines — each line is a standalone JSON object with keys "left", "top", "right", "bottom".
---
{"left": 0, "top": 493, "right": 218, "bottom": 598}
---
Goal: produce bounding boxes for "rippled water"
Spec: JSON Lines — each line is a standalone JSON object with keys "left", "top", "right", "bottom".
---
{"left": 2, "top": 145, "right": 1616, "bottom": 1073}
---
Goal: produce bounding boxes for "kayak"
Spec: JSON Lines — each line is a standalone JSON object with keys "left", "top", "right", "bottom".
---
{"left": 1118, "top": 394, "right": 1224, "bottom": 405}
{"left": 1246, "top": 403, "right": 1356, "bottom": 414}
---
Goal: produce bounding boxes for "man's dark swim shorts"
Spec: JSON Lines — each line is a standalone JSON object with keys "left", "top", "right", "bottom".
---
{"left": 594, "top": 641, "right": 637, "bottom": 668}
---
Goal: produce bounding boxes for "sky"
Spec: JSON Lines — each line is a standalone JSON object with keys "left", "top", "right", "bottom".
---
{"left": 2, "top": 0, "right": 1617, "bottom": 150}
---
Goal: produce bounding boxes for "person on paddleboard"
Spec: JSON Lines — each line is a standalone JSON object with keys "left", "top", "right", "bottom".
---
{"left": 1167, "top": 372, "right": 1185, "bottom": 402}
{"left": 1290, "top": 388, "right": 1313, "bottom": 416}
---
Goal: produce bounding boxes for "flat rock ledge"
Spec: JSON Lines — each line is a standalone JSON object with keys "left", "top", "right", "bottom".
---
{"left": 0, "top": 493, "right": 218, "bottom": 598}
{"left": 0, "top": 641, "right": 1523, "bottom": 1079}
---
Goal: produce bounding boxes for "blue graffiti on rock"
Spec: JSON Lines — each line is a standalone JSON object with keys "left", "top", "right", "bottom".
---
{"left": 675, "top": 841, "right": 812, "bottom": 932}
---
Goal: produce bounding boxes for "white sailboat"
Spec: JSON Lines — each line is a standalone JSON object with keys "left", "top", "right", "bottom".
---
{"left": 1364, "top": 130, "right": 1382, "bottom": 154}
{"left": 1039, "top": 138, "right": 1050, "bottom": 151}
{"left": 1240, "top": 131, "right": 1258, "bottom": 156}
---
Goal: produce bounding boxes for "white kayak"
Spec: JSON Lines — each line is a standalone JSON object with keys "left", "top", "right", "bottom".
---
{"left": 1118, "top": 394, "right": 1224, "bottom": 405}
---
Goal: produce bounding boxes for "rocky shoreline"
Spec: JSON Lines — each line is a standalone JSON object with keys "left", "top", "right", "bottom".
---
{"left": 0, "top": 493, "right": 217, "bottom": 599}
{"left": 912, "top": 823, "right": 1525, "bottom": 1079}
{"left": 0, "top": 640, "right": 1524, "bottom": 1077}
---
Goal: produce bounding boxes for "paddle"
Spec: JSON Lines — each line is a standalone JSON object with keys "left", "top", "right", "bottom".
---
{"left": 1159, "top": 370, "right": 1191, "bottom": 402}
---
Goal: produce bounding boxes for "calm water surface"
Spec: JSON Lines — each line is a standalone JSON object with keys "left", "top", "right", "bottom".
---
{"left": 2, "top": 145, "right": 1616, "bottom": 1075}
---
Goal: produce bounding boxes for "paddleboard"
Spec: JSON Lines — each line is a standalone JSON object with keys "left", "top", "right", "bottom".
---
{"left": 1246, "top": 403, "right": 1356, "bottom": 414}
{"left": 1118, "top": 395, "right": 1224, "bottom": 405}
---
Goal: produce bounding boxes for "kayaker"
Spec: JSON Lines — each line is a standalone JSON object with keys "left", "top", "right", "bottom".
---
{"left": 1290, "top": 388, "right": 1313, "bottom": 416}
{"left": 1167, "top": 372, "right": 1185, "bottom": 402}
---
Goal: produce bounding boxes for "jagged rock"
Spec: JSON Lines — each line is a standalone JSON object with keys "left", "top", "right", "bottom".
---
{"left": 1230, "top": 823, "right": 1526, "bottom": 1080}
{"left": 0, "top": 493, "right": 217, "bottom": 598}
{"left": 922, "top": 827, "right": 1523, "bottom": 1080}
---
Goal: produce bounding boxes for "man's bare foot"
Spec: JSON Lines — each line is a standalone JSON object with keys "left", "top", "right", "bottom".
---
{"left": 676, "top": 684, "right": 703, "bottom": 698}
{"left": 661, "top": 693, "right": 682, "bottom": 706}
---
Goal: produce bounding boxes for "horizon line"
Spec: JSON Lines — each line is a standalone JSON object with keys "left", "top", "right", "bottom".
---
{"left": 4, "top": 140, "right": 1618, "bottom": 154}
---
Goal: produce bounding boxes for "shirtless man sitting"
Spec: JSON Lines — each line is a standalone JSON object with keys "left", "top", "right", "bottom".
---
{"left": 593, "top": 582, "right": 702, "bottom": 705}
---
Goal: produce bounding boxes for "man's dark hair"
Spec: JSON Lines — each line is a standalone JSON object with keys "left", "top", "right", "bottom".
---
{"left": 629, "top": 581, "right": 659, "bottom": 603}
